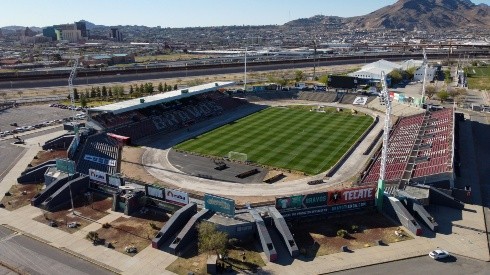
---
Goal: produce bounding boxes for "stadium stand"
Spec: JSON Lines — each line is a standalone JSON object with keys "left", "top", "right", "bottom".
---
{"left": 361, "top": 108, "right": 454, "bottom": 187}
{"left": 90, "top": 91, "right": 245, "bottom": 141}
{"left": 75, "top": 133, "right": 120, "bottom": 175}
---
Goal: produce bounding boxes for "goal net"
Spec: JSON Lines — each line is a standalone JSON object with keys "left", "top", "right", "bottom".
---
{"left": 228, "top": 151, "right": 248, "bottom": 162}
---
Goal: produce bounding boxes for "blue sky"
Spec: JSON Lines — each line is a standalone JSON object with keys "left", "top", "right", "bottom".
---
{"left": 1, "top": 0, "right": 489, "bottom": 27}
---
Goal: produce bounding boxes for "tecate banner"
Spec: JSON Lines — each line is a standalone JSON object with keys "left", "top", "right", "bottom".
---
{"left": 165, "top": 188, "right": 189, "bottom": 205}
{"left": 89, "top": 169, "right": 107, "bottom": 183}
{"left": 327, "top": 186, "right": 376, "bottom": 206}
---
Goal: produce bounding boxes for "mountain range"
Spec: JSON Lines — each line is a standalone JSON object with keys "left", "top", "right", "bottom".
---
{"left": 286, "top": 0, "right": 490, "bottom": 30}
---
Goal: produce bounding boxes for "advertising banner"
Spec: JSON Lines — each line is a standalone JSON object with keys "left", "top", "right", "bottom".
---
{"left": 275, "top": 195, "right": 303, "bottom": 210}
{"left": 89, "top": 169, "right": 107, "bottom": 183}
{"left": 204, "top": 194, "right": 235, "bottom": 216}
{"left": 328, "top": 200, "right": 375, "bottom": 213}
{"left": 327, "top": 186, "right": 376, "bottom": 206}
{"left": 147, "top": 186, "right": 164, "bottom": 199}
{"left": 84, "top": 154, "right": 116, "bottom": 167}
{"left": 302, "top": 192, "right": 328, "bottom": 208}
{"left": 165, "top": 188, "right": 189, "bottom": 205}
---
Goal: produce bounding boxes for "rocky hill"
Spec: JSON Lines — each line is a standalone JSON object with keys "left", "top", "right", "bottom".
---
{"left": 286, "top": 0, "right": 490, "bottom": 30}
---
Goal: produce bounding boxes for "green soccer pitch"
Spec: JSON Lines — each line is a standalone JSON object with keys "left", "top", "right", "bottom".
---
{"left": 174, "top": 106, "right": 373, "bottom": 175}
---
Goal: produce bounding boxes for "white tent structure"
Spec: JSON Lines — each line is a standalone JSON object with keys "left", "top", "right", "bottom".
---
{"left": 348, "top": 59, "right": 402, "bottom": 80}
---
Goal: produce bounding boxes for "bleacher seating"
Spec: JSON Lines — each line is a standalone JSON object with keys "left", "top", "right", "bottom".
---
{"left": 361, "top": 108, "right": 454, "bottom": 185}
{"left": 411, "top": 108, "right": 453, "bottom": 179}
{"left": 91, "top": 91, "right": 246, "bottom": 141}
{"left": 361, "top": 113, "right": 425, "bottom": 184}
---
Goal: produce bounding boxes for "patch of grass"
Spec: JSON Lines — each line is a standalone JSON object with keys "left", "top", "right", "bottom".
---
{"left": 175, "top": 106, "right": 372, "bottom": 175}
{"left": 467, "top": 66, "right": 490, "bottom": 90}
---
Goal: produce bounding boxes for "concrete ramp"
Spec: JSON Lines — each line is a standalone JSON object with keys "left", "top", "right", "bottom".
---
{"left": 169, "top": 209, "right": 210, "bottom": 255}
{"left": 21, "top": 160, "right": 56, "bottom": 176}
{"left": 30, "top": 173, "right": 77, "bottom": 206}
{"left": 383, "top": 195, "right": 422, "bottom": 236}
{"left": 152, "top": 203, "right": 197, "bottom": 249}
{"left": 17, "top": 164, "right": 55, "bottom": 184}
{"left": 42, "top": 134, "right": 74, "bottom": 150}
{"left": 268, "top": 207, "right": 299, "bottom": 258}
{"left": 41, "top": 175, "right": 89, "bottom": 211}
{"left": 412, "top": 203, "right": 438, "bottom": 232}
{"left": 429, "top": 187, "right": 465, "bottom": 210}
{"left": 250, "top": 209, "right": 277, "bottom": 262}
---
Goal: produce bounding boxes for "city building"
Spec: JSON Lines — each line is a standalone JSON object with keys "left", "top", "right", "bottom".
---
{"left": 110, "top": 28, "right": 123, "bottom": 42}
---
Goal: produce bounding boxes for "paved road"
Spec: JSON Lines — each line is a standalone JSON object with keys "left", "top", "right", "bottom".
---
{"left": 0, "top": 126, "right": 64, "bottom": 182}
{"left": 0, "top": 226, "right": 114, "bottom": 275}
{"left": 330, "top": 255, "right": 490, "bottom": 275}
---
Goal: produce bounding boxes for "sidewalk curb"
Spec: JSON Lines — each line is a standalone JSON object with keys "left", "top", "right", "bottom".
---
{"left": 1, "top": 224, "right": 122, "bottom": 274}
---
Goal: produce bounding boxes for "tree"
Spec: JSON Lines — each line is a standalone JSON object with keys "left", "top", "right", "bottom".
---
{"left": 80, "top": 94, "right": 88, "bottom": 107}
{"left": 158, "top": 82, "right": 164, "bottom": 93}
{"left": 388, "top": 69, "right": 403, "bottom": 85}
{"left": 129, "top": 85, "right": 134, "bottom": 97}
{"left": 139, "top": 84, "right": 144, "bottom": 94}
{"left": 444, "top": 70, "right": 452, "bottom": 84}
{"left": 405, "top": 67, "right": 416, "bottom": 80}
{"left": 101, "top": 86, "right": 108, "bottom": 98}
{"left": 164, "top": 82, "right": 168, "bottom": 91}
{"left": 173, "top": 84, "right": 178, "bottom": 90}
{"left": 146, "top": 83, "right": 154, "bottom": 94}
{"left": 198, "top": 222, "right": 228, "bottom": 255}
{"left": 425, "top": 85, "right": 437, "bottom": 99}
{"left": 85, "top": 89, "right": 90, "bottom": 99}
{"left": 294, "top": 70, "right": 304, "bottom": 82}
{"left": 318, "top": 75, "right": 329, "bottom": 87}
{"left": 437, "top": 90, "right": 449, "bottom": 103}
{"left": 108, "top": 87, "right": 113, "bottom": 98}
{"left": 96, "top": 87, "right": 101, "bottom": 98}
{"left": 73, "top": 88, "right": 79, "bottom": 100}
{"left": 90, "top": 87, "right": 96, "bottom": 98}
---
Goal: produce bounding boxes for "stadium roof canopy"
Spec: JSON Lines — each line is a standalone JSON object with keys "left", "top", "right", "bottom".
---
{"left": 89, "top": 82, "right": 233, "bottom": 115}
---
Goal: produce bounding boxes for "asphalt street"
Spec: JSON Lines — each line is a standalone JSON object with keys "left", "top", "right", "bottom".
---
{"left": 0, "top": 226, "right": 114, "bottom": 275}
{"left": 0, "top": 126, "right": 64, "bottom": 183}
{"left": 330, "top": 255, "right": 490, "bottom": 275}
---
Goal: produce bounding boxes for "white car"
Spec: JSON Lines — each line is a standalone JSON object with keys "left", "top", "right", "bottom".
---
{"left": 429, "top": 249, "right": 450, "bottom": 260}
{"left": 67, "top": 222, "right": 79, "bottom": 228}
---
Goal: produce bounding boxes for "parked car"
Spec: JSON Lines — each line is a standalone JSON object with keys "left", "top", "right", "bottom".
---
{"left": 67, "top": 222, "right": 79, "bottom": 228}
{"left": 429, "top": 249, "right": 450, "bottom": 260}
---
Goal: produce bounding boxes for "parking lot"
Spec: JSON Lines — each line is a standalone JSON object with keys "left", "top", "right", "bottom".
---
{"left": 0, "top": 104, "right": 82, "bottom": 137}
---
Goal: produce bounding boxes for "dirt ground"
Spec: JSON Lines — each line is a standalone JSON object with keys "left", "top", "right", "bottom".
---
{"left": 120, "top": 146, "right": 164, "bottom": 185}
{"left": 94, "top": 211, "right": 168, "bottom": 256}
{"left": 290, "top": 211, "right": 413, "bottom": 257}
{"left": 30, "top": 150, "right": 67, "bottom": 167}
{"left": 32, "top": 192, "right": 113, "bottom": 233}
{"left": 167, "top": 240, "right": 265, "bottom": 275}
{"left": 0, "top": 183, "right": 43, "bottom": 211}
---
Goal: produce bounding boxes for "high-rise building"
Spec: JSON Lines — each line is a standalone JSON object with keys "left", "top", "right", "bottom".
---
{"left": 110, "top": 28, "right": 123, "bottom": 42}
{"left": 75, "top": 21, "right": 88, "bottom": 38}
{"left": 42, "top": 27, "right": 57, "bottom": 40}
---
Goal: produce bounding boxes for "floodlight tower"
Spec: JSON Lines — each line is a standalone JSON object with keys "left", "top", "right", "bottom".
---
{"left": 420, "top": 48, "right": 428, "bottom": 105}
{"left": 376, "top": 71, "right": 392, "bottom": 212}
{"left": 68, "top": 57, "right": 79, "bottom": 122}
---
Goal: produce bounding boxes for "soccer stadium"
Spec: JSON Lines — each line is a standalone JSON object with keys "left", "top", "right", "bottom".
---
{"left": 21, "top": 79, "right": 461, "bottom": 263}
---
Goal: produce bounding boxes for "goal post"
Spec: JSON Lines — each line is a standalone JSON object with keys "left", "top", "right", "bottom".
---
{"left": 228, "top": 151, "right": 248, "bottom": 162}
